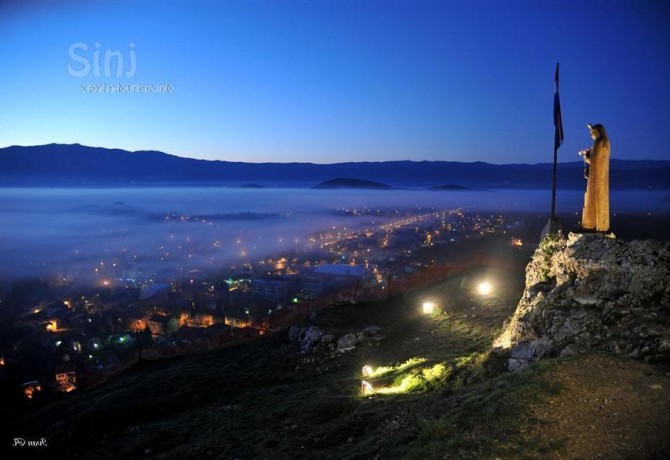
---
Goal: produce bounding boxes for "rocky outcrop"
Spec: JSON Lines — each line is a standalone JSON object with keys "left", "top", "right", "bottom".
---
{"left": 288, "top": 324, "right": 384, "bottom": 354}
{"left": 494, "top": 232, "right": 670, "bottom": 371}
{"left": 336, "top": 334, "right": 357, "bottom": 352}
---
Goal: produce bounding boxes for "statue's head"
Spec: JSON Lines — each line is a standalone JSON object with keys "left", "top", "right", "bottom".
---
{"left": 586, "top": 123, "right": 607, "bottom": 141}
{"left": 587, "top": 124, "right": 609, "bottom": 145}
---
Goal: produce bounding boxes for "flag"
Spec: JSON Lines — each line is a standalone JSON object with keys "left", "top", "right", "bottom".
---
{"left": 553, "top": 63, "right": 564, "bottom": 151}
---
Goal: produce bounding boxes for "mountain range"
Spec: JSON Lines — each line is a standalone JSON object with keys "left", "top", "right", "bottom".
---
{"left": 1, "top": 143, "right": 668, "bottom": 189}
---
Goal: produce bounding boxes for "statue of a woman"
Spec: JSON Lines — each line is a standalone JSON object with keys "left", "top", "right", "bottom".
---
{"left": 580, "top": 123, "right": 610, "bottom": 231}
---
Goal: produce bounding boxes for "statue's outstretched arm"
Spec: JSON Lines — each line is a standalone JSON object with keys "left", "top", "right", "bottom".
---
{"left": 584, "top": 147, "right": 592, "bottom": 164}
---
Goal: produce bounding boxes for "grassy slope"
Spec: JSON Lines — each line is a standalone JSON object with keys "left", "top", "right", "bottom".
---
{"left": 9, "top": 266, "right": 670, "bottom": 459}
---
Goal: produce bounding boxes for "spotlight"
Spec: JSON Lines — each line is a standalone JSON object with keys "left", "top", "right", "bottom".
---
{"left": 361, "top": 380, "right": 374, "bottom": 395}
{"left": 422, "top": 301, "right": 435, "bottom": 314}
{"left": 477, "top": 281, "right": 492, "bottom": 295}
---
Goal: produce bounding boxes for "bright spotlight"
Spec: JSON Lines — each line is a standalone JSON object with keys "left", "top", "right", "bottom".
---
{"left": 422, "top": 301, "right": 435, "bottom": 314}
{"left": 362, "top": 365, "right": 374, "bottom": 377}
{"left": 477, "top": 281, "right": 492, "bottom": 295}
{"left": 361, "top": 380, "right": 375, "bottom": 395}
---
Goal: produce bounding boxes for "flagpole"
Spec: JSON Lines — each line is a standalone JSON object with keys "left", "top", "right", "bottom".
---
{"left": 551, "top": 141, "right": 557, "bottom": 218}
{"left": 551, "top": 62, "right": 562, "bottom": 219}
{"left": 543, "top": 62, "right": 563, "bottom": 239}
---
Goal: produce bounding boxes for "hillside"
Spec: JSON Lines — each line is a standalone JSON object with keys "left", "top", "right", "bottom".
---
{"left": 2, "top": 143, "right": 670, "bottom": 188}
{"left": 7, "top": 234, "right": 670, "bottom": 459}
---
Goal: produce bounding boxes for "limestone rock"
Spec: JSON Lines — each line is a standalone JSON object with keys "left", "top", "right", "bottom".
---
{"left": 321, "top": 334, "right": 335, "bottom": 344}
{"left": 494, "top": 233, "right": 670, "bottom": 371}
{"left": 363, "top": 326, "right": 383, "bottom": 336}
{"left": 337, "top": 333, "right": 357, "bottom": 352}
{"left": 288, "top": 325, "right": 305, "bottom": 343}
{"left": 300, "top": 326, "right": 324, "bottom": 354}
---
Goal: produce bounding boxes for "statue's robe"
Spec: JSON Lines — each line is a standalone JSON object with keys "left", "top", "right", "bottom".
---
{"left": 581, "top": 138, "right": 610, "bottom": 231}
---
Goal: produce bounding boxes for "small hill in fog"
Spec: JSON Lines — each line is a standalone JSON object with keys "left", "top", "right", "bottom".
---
{"left": 429, "top": 184, "right": 471, "bottom": 191}
{"left": 313, "top": 178, "right": 394, "bottom": 190}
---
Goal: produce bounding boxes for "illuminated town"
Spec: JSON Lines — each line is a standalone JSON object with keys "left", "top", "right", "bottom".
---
{"left": 0, "top": 208, "right": 533, "bottom": 402}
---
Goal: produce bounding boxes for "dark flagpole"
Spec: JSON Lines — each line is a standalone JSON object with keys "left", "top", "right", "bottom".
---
{"left": 551, "top": 137, "right": 558, "bottom": 218}
{"left": 543, "top": 63, "right": 564, "bottom": 239}
{"left": 551, "top": 62, "right": 564, "bottom": 219}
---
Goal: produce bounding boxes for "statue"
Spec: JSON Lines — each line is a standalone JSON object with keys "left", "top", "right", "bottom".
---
{"left": 579, "top": 123, "right": 610, "bottom": 231}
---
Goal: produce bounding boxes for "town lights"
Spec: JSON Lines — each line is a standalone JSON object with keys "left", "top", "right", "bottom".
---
{"left": 477, "top": 281, "right": 492, "bottom": 296}
{"left": 422, "top": 301, "right": 435, "bottom": 314}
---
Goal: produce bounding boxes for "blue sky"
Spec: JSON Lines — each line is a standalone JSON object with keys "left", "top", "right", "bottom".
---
{"left": 1, "top": 0, "right": 668, "bottom": 164}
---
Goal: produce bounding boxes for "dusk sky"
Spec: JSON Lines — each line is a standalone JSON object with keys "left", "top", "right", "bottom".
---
{"left": 1, "top": 0, "right": 668, "bottom": 164}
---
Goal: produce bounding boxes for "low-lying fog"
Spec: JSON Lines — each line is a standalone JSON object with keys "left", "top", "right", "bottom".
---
{"left": 0, "top": 187, "right": 667, "bottom": 284}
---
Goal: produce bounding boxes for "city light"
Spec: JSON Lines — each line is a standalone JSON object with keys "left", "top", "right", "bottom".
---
{"left": 477, "top": 281, "right": 492, "bottom": 296}
{"left": 362, "top": 365, "right": 374, "bottom": 377}
{"left": 422, "top": 301, "right": 435, "bottom": 314}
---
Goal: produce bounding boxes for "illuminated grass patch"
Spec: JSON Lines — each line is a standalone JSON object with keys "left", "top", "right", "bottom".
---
{"left": 368, "top": 362, "right": 450, "bottom": 395}
{"left": 363, "top": 357, "right": 427, "bottom": 379}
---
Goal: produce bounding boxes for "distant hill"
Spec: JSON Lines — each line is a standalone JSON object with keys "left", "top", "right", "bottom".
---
{"left": 313, "top": 178, "right": 394, "bottom": 190}
{"left": 429, "top": 184, "right": 472, "bottom": 191}
{"left": 1, "top": 143, "right": 669, "bottom": 189}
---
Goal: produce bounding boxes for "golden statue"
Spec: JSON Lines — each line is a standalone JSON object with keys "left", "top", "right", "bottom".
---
{"left": 579, "top": 123, "right": 610, "bottom": 231}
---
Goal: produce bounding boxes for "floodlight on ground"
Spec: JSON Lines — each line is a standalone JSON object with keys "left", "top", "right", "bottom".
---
{"left": 477, "top": 281, "right": 492, "bottom": 296}
{"left": 361, "top": 380, "right": 374, "bottom": 395}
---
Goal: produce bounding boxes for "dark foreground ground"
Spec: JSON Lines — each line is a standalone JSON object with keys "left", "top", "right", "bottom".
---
{"left": 5, "top": 260, "right": 670, "bottom": 459}
{"left": 3, "top": 210, "right": 670, "bottom": 459}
